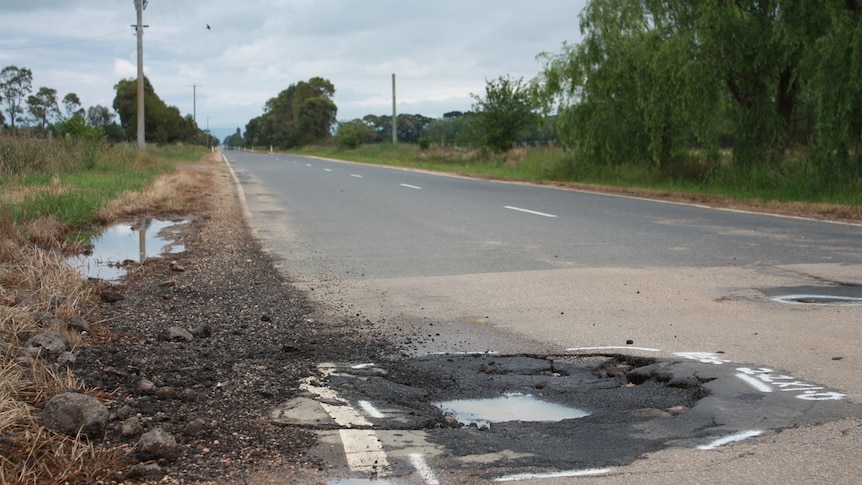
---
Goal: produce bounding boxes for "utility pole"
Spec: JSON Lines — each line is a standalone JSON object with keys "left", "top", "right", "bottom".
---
{"left": 189, "top": 84, "right": 201, "bottom": 124}
{"left": 133, "top": 0, "right": 149, "bottom": 150}
{"left": 391, "top": 73, "right": 397, "bottom": 144}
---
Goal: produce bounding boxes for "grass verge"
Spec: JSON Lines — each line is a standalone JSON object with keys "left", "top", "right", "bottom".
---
{"left": 1, "top": 137, "right": 215, "bottom": 483}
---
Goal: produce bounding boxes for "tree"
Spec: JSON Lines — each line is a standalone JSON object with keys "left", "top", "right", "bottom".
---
{"left": 113, "top": 77, "right": 200, "bottom": 144}
{"left": 27, "top": 86, "right": 60, "bottom": 133}
{"left": 249, "top": 77, "right": 338, "bottom": 148}
{"left": 336, "top": 119, "right": 377, "bottom": 148}
{"left": 0, "top": 65, "right": 33, "bottom": 131}
{"left": 469, "top": 75, "right": 538, "bottom": 152}
{"left": 62, "top": 92, "right": 84, "bottom": 120}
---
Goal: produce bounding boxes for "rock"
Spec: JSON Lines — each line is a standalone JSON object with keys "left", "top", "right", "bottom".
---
{"left": 182, "top": 418, "right": 207, "bottom": 437}
{"left": 138, "top": 427, "right": 179, "bottom": 461}
{"left": 100, "top": 290, "right": 124, "bottom": 303}
{"left": 40, "top": 392, "right": 109, "bottom": 437}
{"left": 158, "top": 326, "right": 194, "bottom": 342}
{"left": 116, "top": 404, "right": 136, "bottom": 420}
{"left": 57, "top": 351, "right": 76, "bottom": 366}
{"left": 25, "top": 331, "right": 71, "bottom": 360}
{"left": 190, "top": 322, "right": 212, "bottom": 338}
{"left": 66, "top": 315, "right": 90, "bottom": 333}
{"left": 261, "top": 314, "right": 272, "bottom": 322}
{"left": 156, "top": 386, "right": 178, "bottom": 400}
{"left": 138, "top": 379, "right": 157, "bottom": 395}
{"left": 13, "top": 290, "right": 37, "bottom": 307}
{"left": 125, "top": 462, "right": 164, "bottom": 479}
{"left": 170, "top": 261, "right": 185, "bottom": 272}
{"left": 35, "top": 311, "right": 64, "bottom": 328}
{"left": 121, "top": 416, "right": 143, "bottom": 437}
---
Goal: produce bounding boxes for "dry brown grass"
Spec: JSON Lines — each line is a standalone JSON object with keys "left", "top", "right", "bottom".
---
{"left": 0, "top": 153, "right": 219, "bottom": 484}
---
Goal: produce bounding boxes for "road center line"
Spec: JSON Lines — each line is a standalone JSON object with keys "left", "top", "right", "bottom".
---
{"left": 400, "top": 183, "right": 422, "bottom": 190}
{"left": 505, "top": 206, "right": 557, "bottom": 218}
{"left": 350, "top": 174, "right": 363, "bottom": 178}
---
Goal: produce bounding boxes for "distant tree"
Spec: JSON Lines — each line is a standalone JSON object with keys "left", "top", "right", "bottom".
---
{"left": 113, "top": 77, "right": 199, "bottom": 144}
{"left": 27, "top": 87, "right": 60, "bottom": 134}
{"left": 251, "top": 77, "right": 338, "bottom": 148}
{"left": 469, "top": 76, "right": 538, "bottom": 152}
{"left": 0, "top": 65, "right": 33, "bottom": 131}
{"left": 224, "top": 127, "right": 244, "bottom": 147}
{"left": 425, "top": 112, "right": 471, "bottom": 146}
{"left": 62, "top": 92, "right": 84, "bottom": 119}
{"left": 336, "top": 119, "right": 377, "bottom": 149}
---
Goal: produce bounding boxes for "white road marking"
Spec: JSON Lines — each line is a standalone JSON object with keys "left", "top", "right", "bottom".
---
{"left": 306, "top": 163, "right": 313, "bottom": 167}
{"left": 504, "top": 206, "right": 557, "bottom": 218}
{"left": 771, "top": 294, "right": 862, "bottom": 306}
{"left": 735, "top": 373, "right": 773, "bottom": 392}
{"left": 696, "top": 430, "right": 764, "bottom": 450}
{"left": 299, "top": 364, "right": 391, "bottom": 476}
{"left": 324, "top": 168, "right": 333, "bottom": 172}
{"left": 494, "top": 468, "right": 612, "bottom": 481}
{"left": 358, "top": 400, "right": 385, "bottom": 419}
{"left": 351, "top": 174, "right": 363, "bottom": 178}
{"left": 408, "top": 453, "right": 440, "bottom": 485}
{"left": 401, "top": 183, "right": 422, "bottom": 190}
{"left": 567, "top": 346, "right": 661, "bottom": 352}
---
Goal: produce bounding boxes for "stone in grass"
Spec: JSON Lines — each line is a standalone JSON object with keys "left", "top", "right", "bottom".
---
{"left": 40, "top": 392, "right": 109, "bottom": 437}
{"left": 25, "top": 331, "right": 71, "bottom": 360}
{"left": 159, "top": 326, "right": 194, "bottom": 342}
{"left": 100, "top": 290, "right": 124, "bottom": 303}
{"left": 67, "top": 315, "right": 91, "bottom": 333}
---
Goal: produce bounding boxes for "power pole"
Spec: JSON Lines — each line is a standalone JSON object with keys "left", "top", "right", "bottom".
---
{"left": 133, "top": 0, "right": 149, "bottom": 150}
{"left": 391, "top": 73, "right": 397, "bottom": 144}
{"left": 189, "top": 84, "right": 201, "bottom": 124}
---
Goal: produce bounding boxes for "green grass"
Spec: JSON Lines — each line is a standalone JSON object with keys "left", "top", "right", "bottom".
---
{"left": 1, "top": 136, "right": 188, "bottom": 227}
{"left": 292, "top": 143, "right": 862, "bottom": 208}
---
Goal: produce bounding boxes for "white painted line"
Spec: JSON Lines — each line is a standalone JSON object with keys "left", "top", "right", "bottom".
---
{"left": 567, "top": 346, "right": 661, "bottom": 352}
{"left": 351, "top": 174, "right": 363, "bottom": 178}
{"left": 697, "top": 430, "right": 764, "bottom": 450}
{"left": 358, "top": 400, "right": 385, "bottom": 419}
{"left": 339, "top": 429, "right": 391, "bottom": 474}
{"left": 494, "top": 468, "right": 612, "bottom": 481}
{"left": 351, "top": 363, "right": 376, "bottom": 369}
{"left": 401, "top": 183, "right": 422, "bottom": 190}
{"left": 735, "top": 373, "right": 773, "bottom": 393}
{"left": 324, "top": 168, "right": 333, "bottom": 172}
{"left": 408, "top": 453, "right": 440, "bottom": 485}
{"left": 504, "top": 206, "right": 557, "bottom": 218}
{"left": 771, "top": 294, "right": 862, "bottom": 306}
{"left": 306, "top": 163, "right": 313, "bottom": 167}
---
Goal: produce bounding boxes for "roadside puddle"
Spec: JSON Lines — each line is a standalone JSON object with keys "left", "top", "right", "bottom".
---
{"left": 435, "top": 393, "right": 591, "bottom": 428}
{"left": 66, "top": 218, "right": 186, "bottom": 282}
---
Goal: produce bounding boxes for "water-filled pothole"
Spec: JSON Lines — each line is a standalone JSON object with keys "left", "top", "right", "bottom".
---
{"left": 66, "top": 218, "right": 186, "bottom": 281}
{"left": 435, "top": 392, "right": 591, "bottom": 429}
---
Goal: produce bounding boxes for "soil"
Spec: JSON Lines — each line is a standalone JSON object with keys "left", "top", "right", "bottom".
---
{"left": 75, "top": 157, "right": 401, "bottom": 483}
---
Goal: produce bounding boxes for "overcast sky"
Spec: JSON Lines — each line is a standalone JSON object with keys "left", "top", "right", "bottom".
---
{"left": 0, "top": 0, "right": 587, "bottom": 140}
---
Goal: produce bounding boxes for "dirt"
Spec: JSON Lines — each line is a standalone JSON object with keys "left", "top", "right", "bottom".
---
{"left": 74, "top": 157, "right": 402, "bottom": 483}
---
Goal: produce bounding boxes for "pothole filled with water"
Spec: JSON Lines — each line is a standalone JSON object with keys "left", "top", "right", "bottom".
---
{"left": 435, "top": 392, "right": 591, "bottom": 429}
{"left": 66, "top": 218, "right": 186, "bottom": 282}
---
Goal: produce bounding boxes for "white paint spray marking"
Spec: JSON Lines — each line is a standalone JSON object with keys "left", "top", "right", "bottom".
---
{"left": 504, "top": 206, "right": 557, "bottom": 218}
{"left": 358, "top": 400, "right": 385, "bottom": 419}
{"left": 400, "top": 183, "right": 422, "bottom": 190}
{"left": 494, "top": 468, "right": 612, "bottom": 481}
{"left": 735, "top": 367, "right": 847, "bottom": 400}
{"left": 736, "top": 373, "right": 774, "bottom": 393}
{"left": 676, "top": 352, "right": 732, "bottom": 365}
{"left": 771, "top": 294, "right": 862, "bottom": 306}
{"left": 696, "top": 430, "right": 764, "bottom": 450}
{"left": 408, "top": 453, "right": 440, "bottom": 485}
{"left": 351, "top": 174, "right": 363, "bottom": 178}
{"left": 567, "top": 346, "right": 661, "bottom": 352}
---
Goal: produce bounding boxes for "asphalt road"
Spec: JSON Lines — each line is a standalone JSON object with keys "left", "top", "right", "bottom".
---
{"left": 224, "top": 150, "right": 862, "bottom": 484}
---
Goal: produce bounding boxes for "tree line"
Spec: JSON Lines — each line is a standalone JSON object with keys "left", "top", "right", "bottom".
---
{"left": 1, "top": 64, "right": 214, "bottom": 146}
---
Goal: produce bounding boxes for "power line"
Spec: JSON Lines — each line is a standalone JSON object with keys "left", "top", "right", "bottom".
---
{"left": 0, "top": 30, "right": 128, "bottom": 50}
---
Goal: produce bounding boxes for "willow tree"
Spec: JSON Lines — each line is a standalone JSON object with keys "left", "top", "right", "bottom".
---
{"left": 536, "top": 0, "right": 836, "bottom": 172}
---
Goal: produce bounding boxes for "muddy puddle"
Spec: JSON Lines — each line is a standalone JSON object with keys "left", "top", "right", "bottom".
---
{"left": 66, "top": 218, "right": 186, "bottom": 282}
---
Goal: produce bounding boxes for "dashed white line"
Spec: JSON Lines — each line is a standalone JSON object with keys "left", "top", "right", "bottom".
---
{"left": 324, "top": 168, "right": 333, "bottom": 172}
{"left": 494, "top": 468, "right": 612, "bottom": 481}
{"left": 400, "top": 183, "right": 422, "bottom": 190}
{"left": 504, "top": 206, "right": 557, "bottom": 218}
{"left": 696, "top": 430, "right": 764, "bottom": 450}
{"left": 350, "top": 174, "right": 363, "bottom": 178}
{"left": 408, "top": 453, "right": 440, "bottom": 485}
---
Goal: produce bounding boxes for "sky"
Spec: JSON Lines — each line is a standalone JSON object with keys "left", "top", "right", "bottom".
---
{"left": 0, "top": 0, "right": 587, "bottom": 141}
